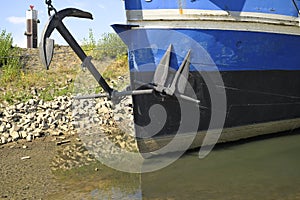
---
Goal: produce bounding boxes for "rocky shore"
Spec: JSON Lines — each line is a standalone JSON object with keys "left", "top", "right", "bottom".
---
{"left": 0, "top": 46, "right": 140, "bottom": 199}
{"left": 0, "top": 92, "right": 137, "bottom": 170}
{"left": 0, "top": 46, "right": 138, "bottom": 171}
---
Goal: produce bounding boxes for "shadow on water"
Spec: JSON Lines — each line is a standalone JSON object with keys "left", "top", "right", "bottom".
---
{"left": 47, "top": 130, "right": 300, "bottom": 200}
{"left": 189, "top": 128, "right": 300, "bottom": 153}
{"left": 142, "top": 130, "right": 300, "bottom": 200}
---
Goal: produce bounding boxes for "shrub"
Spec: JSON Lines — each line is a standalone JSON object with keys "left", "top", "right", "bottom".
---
{"left": 0, "top": 30, "right": 14, "bottom": 67}
{"left": 82, "top": 30, "right": 127, "bottom": 60}
{"left": 82, "top": 29, "right": 96, "bottom": 52}
{"left": 0, "top": 30, "right": 21, "bottom": 83}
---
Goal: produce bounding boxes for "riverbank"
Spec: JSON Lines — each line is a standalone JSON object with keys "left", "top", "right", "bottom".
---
{"left": 0, "top": 46, "right": 136, "bottom": 149}
{"left": 0, "top": 136, "right": 64, "bottom": 199}
{"left": 0, "top": 46, "right": 139, "bottom": 199}
{"left": 0, "top": 133, "right": 141, "bottom": 200}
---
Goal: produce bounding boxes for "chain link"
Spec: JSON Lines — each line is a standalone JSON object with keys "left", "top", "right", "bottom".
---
{"left": 45, "top": 0, "right": 57, "bottom": 16}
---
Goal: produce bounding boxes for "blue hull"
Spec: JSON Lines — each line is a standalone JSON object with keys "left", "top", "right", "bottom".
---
{"left": 125, "top": 0, "right": 299, "bottom": 17}
{"left": 114, "top": 0, "right": 300, "bottom": 153}
{"left": 114, "top": 28, "right": 300, "bottom": 72}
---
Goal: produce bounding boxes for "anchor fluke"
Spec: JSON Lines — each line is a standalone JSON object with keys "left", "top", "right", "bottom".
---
{"left": 39, "top": 38, "right": 54, "bottom": 69}
{"left": 153, "top": 44, "right": 172, "bottom": 92}
{"left": 165, "top": 50, "right": 191, "bottom": 95}
{"left": 145, "top": 46, "right": 199, "bottom": 104}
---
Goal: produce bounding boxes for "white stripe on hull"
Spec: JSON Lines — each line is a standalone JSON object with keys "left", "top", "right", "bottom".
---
{"left": 127, "top": 9, "right": 300, "bottom": 35}
{"left": 127, "top": 9, "right": 299, "bottom": 25}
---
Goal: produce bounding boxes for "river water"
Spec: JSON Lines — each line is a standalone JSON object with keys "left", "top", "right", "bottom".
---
{"left": 51, "top": 132, "right": 300, "bottom": 200}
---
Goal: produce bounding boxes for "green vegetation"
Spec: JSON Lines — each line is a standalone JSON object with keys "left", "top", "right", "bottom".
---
{"left": 83, "top": 29, "right": 127, "bottom": 60}
{"left": 0, "top": 29, "right": 129, "bottom": 105}
{"left": 0, "top": 29, "right": 76, "bottom": 104}
{"left": 82, "top": 29, "right": 129, "bottom": 92}
{"left": 0, "top": 30, "right": 22, "bottom": 83}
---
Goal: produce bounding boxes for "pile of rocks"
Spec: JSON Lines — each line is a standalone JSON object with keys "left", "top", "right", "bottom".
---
{"left": 0, "top": 96, "right": 74, "bottom": 145}
{"left": 72, "top": 95, "right": 137, "bottom": 152}
{"left": 0, "top": 46, "right": 139, "bottom": 171}
{"left": 0, "top": 93, "right": 137, "bottom": 155}
{"left": 50, "top": 95, "right": 137, "bottom": 171}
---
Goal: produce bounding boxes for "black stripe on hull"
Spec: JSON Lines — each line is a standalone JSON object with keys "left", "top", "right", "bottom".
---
{"left": 131, "top": 70, "right": 300, "bottom": 150}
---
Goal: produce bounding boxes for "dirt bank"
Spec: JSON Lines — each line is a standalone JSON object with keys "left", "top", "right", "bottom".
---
{"left": 0, "top": 137, "right": 65, "bottom": 200}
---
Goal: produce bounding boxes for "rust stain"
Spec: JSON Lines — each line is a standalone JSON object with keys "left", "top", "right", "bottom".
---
{"left": 178, "top": 0, "right": 184, "bottom": 15}
{"left": 179, "top": 8, "right": 183, "bottom": 14}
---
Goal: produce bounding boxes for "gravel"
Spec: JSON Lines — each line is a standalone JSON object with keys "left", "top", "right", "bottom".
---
{"left": 0, "top": 92, "right": 138, "bottom": 172}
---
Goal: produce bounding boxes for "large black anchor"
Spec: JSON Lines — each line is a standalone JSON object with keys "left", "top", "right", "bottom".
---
{"left": 39, "top": 8, "right": 154, "bottom": 101}
{"left": 40, "top": 8, "right": 112, "bottom": 95}
{"left": 39, "top": 7, "right": 200, "bottom": 104}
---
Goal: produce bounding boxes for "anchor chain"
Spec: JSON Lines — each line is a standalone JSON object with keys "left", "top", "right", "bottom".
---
{"left": 45, "top": 0, "right": 57, "bottom": 16}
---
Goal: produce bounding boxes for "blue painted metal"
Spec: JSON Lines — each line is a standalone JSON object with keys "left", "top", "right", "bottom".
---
{"left": 125, "top": 0, "right": 299, "bottom": 17}
{"left": 115, "top": 1, "right": 300, "bottom": 72}
{"left": 113, "top": 26, "right": 300, "bottom": 72}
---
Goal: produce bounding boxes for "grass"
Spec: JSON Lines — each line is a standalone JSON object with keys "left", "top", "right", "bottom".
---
{"left": 0, "top": 29, "right": 129, "bottom": 105}
{"left": 0, "top": 48, "right": 129, "bottom": 104}
{"left": 4, "top": 72, "right": 78, "bottom": 104}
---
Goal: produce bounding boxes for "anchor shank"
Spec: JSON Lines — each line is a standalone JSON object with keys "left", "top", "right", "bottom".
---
{"left": 56, "top": 21, "right": 113, "bottom": 96}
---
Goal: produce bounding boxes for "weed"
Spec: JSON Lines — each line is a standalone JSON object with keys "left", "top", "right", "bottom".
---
{"left": 82, "top": 30, "right": 127, "bottom": 61}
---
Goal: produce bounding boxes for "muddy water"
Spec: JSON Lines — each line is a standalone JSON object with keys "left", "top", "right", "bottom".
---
{"left": 47, "top": 162, "right": 142, "bottom": 199}
{"left": 49, "top": 132, "right": 300, "bottom": 200}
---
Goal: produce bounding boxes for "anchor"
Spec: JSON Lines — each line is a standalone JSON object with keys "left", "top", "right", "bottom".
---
{"left": 39, "top": 3, "right": 200, "bottom": 104}
{"left": 134, "top": 45, "right": 200, "bottom": 104}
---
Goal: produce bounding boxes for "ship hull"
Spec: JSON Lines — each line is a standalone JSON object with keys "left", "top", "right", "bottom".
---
{"left": 114, "top": 0, "right": 300, "bottom": 153}
{"left": 132, "top": 70, "right": 300, "bottom": 153}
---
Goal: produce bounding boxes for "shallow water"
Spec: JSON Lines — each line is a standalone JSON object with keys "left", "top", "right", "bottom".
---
{"left": 50, "top": 132, "right": 300, "bottom": 200}
{"left": 142, "top": 133, "right": 300, "bottom": 200}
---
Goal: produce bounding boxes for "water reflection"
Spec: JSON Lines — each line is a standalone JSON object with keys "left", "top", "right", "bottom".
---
{"left": 48, "top": 132, "right": 300, "bottom": 200}
{"left": 141, "top": 133, "right": 300, "bottom": 200}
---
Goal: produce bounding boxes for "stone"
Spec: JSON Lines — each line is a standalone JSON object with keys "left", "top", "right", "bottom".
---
{"left": 108, "top": 120, "right": 114, "bottom": 126}
{"left": 1, "top": 137, "right": 7, "bottom": 144}
{"left": 48, "top": 117, "right": 54, "bottom": 124}
{"left": 98, "top": 106, "right": 109, "bottom": 114}
{"left": 6, "top": 123, "right": 12, "bottom": 129}
{"left": 26, "top": 135, "right": 33, "bottom": 142}
{"left": 60, "top": 125, "right": 69, "bottom": 132}
{"left": 11, "top": 125, "right": 21, "bottom": 133}
{"left": 51, "top": 131, "right": 63, "bottom": 136}
{"left": 30, "top": 122, "right": 39, "bottom": 129}
{"left": 21, "top": 156, "right": 31, "bottom": 160}
{"left": 51, "top": 103, "right": 59, "bottom": 110}
{"left": 0, "top": 125, "right": 6, "bottom": 133}
{"left": 116, "top": 135, "right": 122, "bottom": 141}
{"left": 33, "top": 129, "right": 42, "bottom": 137}
{"left": 22, "top": 119, "right": 32, "bottom": 126}
{"left": 31, "top": 88, "right": 38, "bottom": 96}
{"left": 2, "top": 133, "right": 9, "bottom": 138}
{"left": 113, "top": 116, "right": 122, "bottom": 121}
{"left": 10, "top": 132, "right": 19, "bottom": 141}
{"left": 16, "top": 103, "right": 24, "bottom": 110}
{"left": 20, "top": 131, "right": 28, "bottom": 139}
{"left": 28, "top": 113, "right": 35, "bottom": 120}
{"left": 39, "top": 99, "right": 44, "bottom": 105}
{"left": 28, "top": 99, "right": 36, "bottom": 105}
